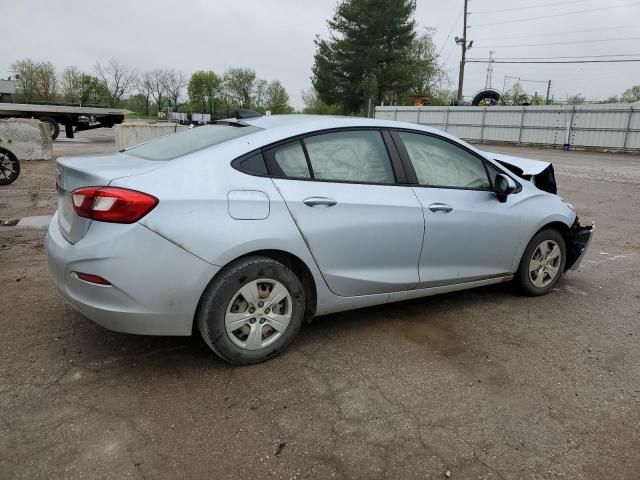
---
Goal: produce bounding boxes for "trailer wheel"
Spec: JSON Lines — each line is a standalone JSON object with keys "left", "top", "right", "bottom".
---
{"left": 38, "top": 116, "right": 60, "bottom": 140}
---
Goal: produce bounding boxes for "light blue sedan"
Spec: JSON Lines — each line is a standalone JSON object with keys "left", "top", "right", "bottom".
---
{"left": 46, "top": 113, "right": 593, "bottom": 364}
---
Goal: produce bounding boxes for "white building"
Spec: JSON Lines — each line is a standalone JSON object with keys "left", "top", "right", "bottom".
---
{"left": 0, "top": 78, "right": 16, "bottom": 103}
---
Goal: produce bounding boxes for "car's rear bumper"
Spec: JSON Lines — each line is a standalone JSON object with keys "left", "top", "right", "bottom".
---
{"left": 566, "top": 220, "right": 594, "bottom": 271}
{"left": 45, "top": 212, "right": 219, "bottom": 336}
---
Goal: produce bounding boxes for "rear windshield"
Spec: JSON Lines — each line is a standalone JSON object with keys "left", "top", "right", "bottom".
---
{"left": 123, "top": 124, "right": 262, "bottom": 160}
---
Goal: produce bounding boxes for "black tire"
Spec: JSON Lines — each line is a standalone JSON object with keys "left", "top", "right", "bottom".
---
{"left": 39, "top": 116, "right": 60, "bottom": 140}
{"left": 197, "top": 256, "right": 306, "bottom": 365}
{"left": 0, "top": 147, "right": 20, "bottom": 185}
{"left": 516, "top": 229, "right": 566, "bottom": 296}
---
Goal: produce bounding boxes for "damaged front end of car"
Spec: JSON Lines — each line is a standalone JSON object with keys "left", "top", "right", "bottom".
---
{"left": 485, "top": 151, "right": 594, "bottom": 270}
{"left": 565, "top": 219, "right": 595, "bottom": 271}
{"left": 487, "top": 151, "right": 558, "bottom": 194}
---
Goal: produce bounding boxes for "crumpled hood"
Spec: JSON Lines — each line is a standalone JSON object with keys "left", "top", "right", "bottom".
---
{"left": 485, "top": 152, "right": 551, "bottom": 176}
{"left": 484, "top": 151, "right": 557, "bottom": 194}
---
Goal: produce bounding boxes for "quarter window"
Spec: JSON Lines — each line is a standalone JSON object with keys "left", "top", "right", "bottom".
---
{"left": 399, "top": 132, "right": 490, "bottom": 189}
{"left": 304, "top": 131, "right": 395, "bottom": 184}
{"left": 273, "top": 141, "right": 311, "bottom": 178}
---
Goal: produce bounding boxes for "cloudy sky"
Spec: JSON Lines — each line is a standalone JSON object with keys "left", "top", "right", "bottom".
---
{"left": 2, "top": 0, "right": 639, "bottom": 107}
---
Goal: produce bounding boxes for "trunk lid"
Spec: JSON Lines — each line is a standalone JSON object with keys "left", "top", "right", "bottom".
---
{"left": 56, "top": 153, "right": 160, "bottom": 243}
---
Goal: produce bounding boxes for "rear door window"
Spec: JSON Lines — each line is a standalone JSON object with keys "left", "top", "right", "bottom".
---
{"left": 304, "top": 130, "right": 395, "bottom": 184}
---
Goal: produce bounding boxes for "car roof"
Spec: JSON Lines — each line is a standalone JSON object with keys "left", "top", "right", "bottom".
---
{"left": 211, "top": 114, "right": 495, "bottom": 166}
{"left": 240, "top": 114, "right": 439, "bottom": 135}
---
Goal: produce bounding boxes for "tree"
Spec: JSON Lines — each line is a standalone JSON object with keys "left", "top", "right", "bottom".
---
{"left": 149, "top": 69, "right": 169, "bottom": 113}
{"left": 312, "top": 0, "right": 418, "bottom": 113}
{"left": 223, "top": 68, "right": 258, "bottom": 109}
{"left": 165, "top": 69, "right": 187, "bottom": 109}
{"left": 136, "top": 71, "right": 155, "bottom": 114}
{"left": 126, "top": 93, "right": 149, "bottom": 114}
{"left": 79, "top": 74, "right": 109, "bottom": 106}
{"left": 59, "top": 66, "right": 82, "bottom": 103}
{"left": 567, "top": 93, "right": 585, "bottom": 105}
{"left": 10, "top": 59, "right": 57, "bottom": 102}
{"left": 265, "top": 80, "right": 294, "bottom": 114}
{"left": 302, "top": 88, "right": 343, "bottom": 114}
{"left": 10, "top": 59, "right": 39, "bottom": 101}
{"left": 94, "top": 60, "right": 136, "bottom": 107}
{"left": 429, "top": 88, "right": 457, "bottom": 106}
{"left": 35, "top": 62, "right": 57, "bottom": 102}
{"left": 187, "top": 70, "right": 221, "bottom": 115}
{"left": 621, "top": 85, "right": 640, "bottom": 103}
{"left": 503, "top": 83, "right": 530, "bottom": 105}
{"left": 407, "top": 29, "right": 447, "bottom": 100}
{"left": 253, "top": 79, "right": 269, "bottom": 112}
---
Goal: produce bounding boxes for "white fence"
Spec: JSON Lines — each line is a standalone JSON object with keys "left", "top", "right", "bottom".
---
{"left": 375, "top": 104, "right": 640, "bottom": 152}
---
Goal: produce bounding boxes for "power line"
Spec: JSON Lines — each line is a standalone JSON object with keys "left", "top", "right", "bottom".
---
{"left": 471, "top": 2, "right": 640, "bottom": 27}
{"left": 466, "top": 59, "right": 640, "bottom": 64}
{"left": 442, "top": 44, "right": 458, "bottom": 64}
{"left": 473, "top": 25, "right": 639, "bottom": 42}
{"left": 510, "top": 78, "right": 549, "bottom": 84}
{"left": 473, "top": 0, "right": 585, "bottom": 14}
{"left": 477, "top": 36, "right": 640, "bottom": 49}
{"left": 438, "top": 8, "right": 463, "bottom": 57}
{"left": 469, "top": 53, "right": 640, "bottom": 60}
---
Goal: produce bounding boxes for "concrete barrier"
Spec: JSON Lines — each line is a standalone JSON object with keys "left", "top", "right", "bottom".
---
{"left": 0, "top": 118, "right": 53, "bottom": 160}
{"left": 115, "top": 122, "right": 188, "bottom": 150}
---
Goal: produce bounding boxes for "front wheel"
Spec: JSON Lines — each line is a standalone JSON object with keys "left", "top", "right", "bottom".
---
{"left": 516, "top": 229, "right": 566, "bottom": 296}
{"left": 197, "top": 256, "right": 306, "bottom": 365}
{"left": 0, "top": 147, "right": 20, "bottom": 185}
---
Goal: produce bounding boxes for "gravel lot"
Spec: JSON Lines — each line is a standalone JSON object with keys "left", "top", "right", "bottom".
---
{"left": 1, "top": 129, "right": 639, "bottom": 479}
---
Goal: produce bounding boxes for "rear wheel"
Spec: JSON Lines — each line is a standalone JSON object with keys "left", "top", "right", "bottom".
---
{"left": 0, "top": 147, "right": 20, "bottom": 185}
{"left": 197, "top": 256, "right": 306, "bottom": 364}
{"left": 39, "top": 116, "right": 60, "bottom": 140}
{"left": 516, "top": 229, "right": 566, "bottom": 295}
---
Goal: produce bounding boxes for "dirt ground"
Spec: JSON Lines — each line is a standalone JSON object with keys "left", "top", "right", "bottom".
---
{"left": 1, "top": 129, "right": 639, "bottom": 479}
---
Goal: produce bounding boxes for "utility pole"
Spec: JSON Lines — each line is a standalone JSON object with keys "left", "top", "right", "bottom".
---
{"left": 456, "top": 0, "right": 470, "bottom": 103}
{"left": 545, "top": 80, "right": 552, "bottom": 104}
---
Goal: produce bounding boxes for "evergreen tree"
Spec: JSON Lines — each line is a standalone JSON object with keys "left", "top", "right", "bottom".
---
{"left": 312, "top": 0, "right": 418, "bottom": 113}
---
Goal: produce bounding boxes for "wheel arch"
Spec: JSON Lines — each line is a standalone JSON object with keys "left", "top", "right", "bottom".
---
{"left": 193, "top": 248, "right": 317, "bottom": 334}
{"left": 534, "top": 220, "right": 571, "bottom": 237}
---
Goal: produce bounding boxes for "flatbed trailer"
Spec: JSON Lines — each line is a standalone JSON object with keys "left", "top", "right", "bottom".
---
{"left": 0, "top": 103, "right": 130, "bottom": 140}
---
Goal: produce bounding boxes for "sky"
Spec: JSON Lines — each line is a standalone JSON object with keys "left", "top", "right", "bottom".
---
{"left": 2, "top": 0, "right": 640, "bottom": 108}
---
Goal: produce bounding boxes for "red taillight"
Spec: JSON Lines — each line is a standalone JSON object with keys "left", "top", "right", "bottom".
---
{"left": 71, "top": 187, "right": 158, "bottom": 223}
{"left": 74, "top": 272, "right": 111, "bottom": 285}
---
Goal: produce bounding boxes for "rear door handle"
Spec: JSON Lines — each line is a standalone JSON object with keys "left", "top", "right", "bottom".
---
{"left": 428, "top": 203, "right": 453, "bottom": 213}
{"left": 303, "top": 197, "right": 337, "bottom": 208}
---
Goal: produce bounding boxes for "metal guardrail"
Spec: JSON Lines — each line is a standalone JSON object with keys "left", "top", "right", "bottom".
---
{"left": 375, "top": 104, "right": 640, "bottom": 152}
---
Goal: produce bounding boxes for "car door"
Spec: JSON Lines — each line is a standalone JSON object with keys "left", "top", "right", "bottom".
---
{"left": 391, "top": 130, "right": 522, "bottom": 287}
{"left": 266, "top": 129, "right": 424, "bottom": 297}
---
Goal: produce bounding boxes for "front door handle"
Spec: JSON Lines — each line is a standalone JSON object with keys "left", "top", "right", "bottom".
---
{"left": 303, "top": 197, "right": 337, "bottom": 208}
{"left": 428, "top": 203, "right": 453, "bottom": 213}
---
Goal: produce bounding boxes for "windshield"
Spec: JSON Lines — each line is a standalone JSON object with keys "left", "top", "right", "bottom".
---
{"left": 123, "top": 124, "right": 262, "bottom": 160}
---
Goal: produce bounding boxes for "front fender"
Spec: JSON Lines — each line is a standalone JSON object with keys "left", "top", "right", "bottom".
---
{"left": 511, "top": 191, "right": 576, "bottom": 271}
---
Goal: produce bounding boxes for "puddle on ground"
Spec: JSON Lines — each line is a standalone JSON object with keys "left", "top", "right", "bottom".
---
{"left": 0, "top": 215, "right": 52, "bottom": 229}
{"left": 403, "top": 321, "right": 465, "bottom": 355}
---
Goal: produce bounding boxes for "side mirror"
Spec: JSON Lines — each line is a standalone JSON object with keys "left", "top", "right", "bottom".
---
{"left": 494, "top": 174, "right": 516, "bottom": 202}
